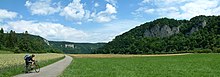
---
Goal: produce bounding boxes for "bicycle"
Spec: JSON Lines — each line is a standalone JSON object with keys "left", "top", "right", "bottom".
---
{"left": 25, "top": 61, "right": 40, "bottom": 73}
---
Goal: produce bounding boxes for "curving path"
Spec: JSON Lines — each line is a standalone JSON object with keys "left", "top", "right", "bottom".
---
{"left": 14, "top": 55, "right": 73, "bottom": 77}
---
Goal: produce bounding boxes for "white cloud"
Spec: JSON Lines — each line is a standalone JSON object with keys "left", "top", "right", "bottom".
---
{"left": 142, "top": 0, "right": 150, "bottom": 3}
{"left": 60, "top": 0, "right": 87, "bottom": 21}
{"left": 144, "top": 9, "right": 155, "bottom": 13}
{"left": 85, "top": 20, "right": 143, "bottom": 42}
{"left": 93, "top": 4, "right": 117, "bottom": 23}
{"left": 0, "top": 19, "right": 143, "bottom": 43}
{"left": 25, "top": 0, "right": 118, "bottom": 23}
{"left": 76, "top": 22, "right": 82, "bottom": 25}
{"left": 136, "top": 0, "right": 220, "bottom": 19}
{"left": 105, "top": 4, "right": 117, "bottom": 14}
{"left": 178, "top": 0, "right": 220, "bottom": 19}
{"left": 25, "top": 0, "right": 61, "bottom": 15}
{"left": 60, "top": 0, "right": 117, "bottom": 23}
{"left": 1, "top": 20, "right": 87, "bottom": 42}
{"left": 94, "top": 3, "right": 99, "bottom": 7}
{"left": 0, "top": 9, "right": 18, "bottom": 21}
{"left": 105, "top": 0, "right": 117, "bottom": 6}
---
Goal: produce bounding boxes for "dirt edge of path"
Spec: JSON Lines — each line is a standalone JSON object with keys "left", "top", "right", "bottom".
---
{"left": 70, "top": 53, "right": 192, "bottom": 58}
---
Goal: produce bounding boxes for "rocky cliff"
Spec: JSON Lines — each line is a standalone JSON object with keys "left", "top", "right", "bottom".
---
{"left": 189, "top": 20, "right": 206, "bottom": 34}
{"left": 144, "top": 20, "right": 207, "bottom": 37}
{"left": 144, "top": 25, "right": 180, "bottom": 37}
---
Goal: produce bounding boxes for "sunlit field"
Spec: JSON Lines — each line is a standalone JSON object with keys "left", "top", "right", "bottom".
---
{"left": 0, "top": 53, "right": 64, "bottom": 68}
{"left": 61, "top": 54, "right": 220, "bottom": 77}
{"left": 0, "top": 53, "right": 64, "bottom": 76}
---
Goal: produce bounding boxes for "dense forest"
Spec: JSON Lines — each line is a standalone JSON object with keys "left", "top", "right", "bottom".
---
{"left": 0, "top": 28, "right": 61, "bottom": 53}
{"left": 95, "top": 15, "right": 220, "bottom": 54}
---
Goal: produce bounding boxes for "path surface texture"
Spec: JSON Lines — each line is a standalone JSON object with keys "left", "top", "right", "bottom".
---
{"left": 14, "top": 55, "right": 73, "bottom": 77}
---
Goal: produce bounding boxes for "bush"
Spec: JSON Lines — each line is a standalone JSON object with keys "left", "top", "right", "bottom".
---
{"left": 46, "top": 49, "right": 62, "bottom": 53}
{"left": 193, "top": 49, "right": 212, "bottom": 53}
{"left": 213, "top": 48, "right": 220, "bottom": 53}
{"left": 13, "top": 47, "right": 22, "bottom": 53}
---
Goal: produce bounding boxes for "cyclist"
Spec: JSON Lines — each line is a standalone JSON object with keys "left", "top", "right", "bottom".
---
{"left": 24, "top": 54, "right": 35, "bottom": 73}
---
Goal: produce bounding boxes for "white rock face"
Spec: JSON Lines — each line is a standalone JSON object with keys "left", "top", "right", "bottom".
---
{"left": 144, "top": 20, "right": 206, "bottom": 37}
{"left": 65, "top": 44, "right": 75, "bottom": 48}
{"left": 44, "top": 39, "right": 50, "bottom": 45}
{"left": 144, "top": 25, "right": 180, "bottom": 37}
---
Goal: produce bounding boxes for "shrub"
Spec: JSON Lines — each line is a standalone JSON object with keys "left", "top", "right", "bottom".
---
{"left": 213, "top": 48, "right": 220, "bottom": 53}
{"left": 193, "top": 49, "right": 212, "bottom": 53}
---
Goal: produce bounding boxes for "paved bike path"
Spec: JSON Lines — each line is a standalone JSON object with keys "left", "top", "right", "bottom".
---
{"left": 14, "top": 55, "right": 73, "bottom": 77}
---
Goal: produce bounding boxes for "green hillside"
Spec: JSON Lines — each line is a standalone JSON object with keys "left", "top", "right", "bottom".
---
{"left": 49, "top": 41, "right": 105, "bottom": 54}
{"left": 96, "top": 15, "right": 220, "bottom": 54}
{"left": 0, "top": 28, "right": 105, "bottom": 54}
{"left": 0, "top": 29, "right": 61, "bottom": 53}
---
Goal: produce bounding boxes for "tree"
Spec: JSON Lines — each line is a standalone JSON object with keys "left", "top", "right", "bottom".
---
{"left": 4, "top": 30, "right": 17, "bottom": 48}
{"left": 0, "top": 28, "right": 4, "bottom": 48}
{"left": 10, "top": 30, "right": 17, "bottom": 48}
{"left": 0, "top": 28, "right": 3, "bottom": 33}
{"left": 25, "top": 31, "right": 28, "bottom": 34}
{"left": 18, "top": 31, "right": 32, "bottom": 52}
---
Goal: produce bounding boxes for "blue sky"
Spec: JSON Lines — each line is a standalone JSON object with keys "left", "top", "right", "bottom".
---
{"left": 0, "top": 0, "right": 220, "bottom": 43}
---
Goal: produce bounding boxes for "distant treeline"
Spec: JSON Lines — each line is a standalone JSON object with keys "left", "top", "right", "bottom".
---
{"left": 0, "top": 28, "right": 61, "bottom": 53}
{"left": 49, "top": 41, "right": 105, "bottom": 54}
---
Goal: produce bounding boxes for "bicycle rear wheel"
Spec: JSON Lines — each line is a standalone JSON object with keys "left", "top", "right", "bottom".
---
{"left": 34, "top": 64, "right": 40, "bottom": 73}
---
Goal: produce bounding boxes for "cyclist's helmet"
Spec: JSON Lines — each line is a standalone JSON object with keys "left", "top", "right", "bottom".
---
{"left": 31, "top": 54, "right": 35, "bottom": 57}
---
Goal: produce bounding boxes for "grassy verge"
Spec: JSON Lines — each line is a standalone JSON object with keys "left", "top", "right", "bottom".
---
{"left": 60, "top": 54, "right": 220, "bottom": 77}
{"left": 0, "top": 56, "right": 65, "bottom": 77}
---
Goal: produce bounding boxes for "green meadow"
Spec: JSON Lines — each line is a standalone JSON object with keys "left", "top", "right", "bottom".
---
{"left": 61, "top": 54, "right": 220, "bottom": 77}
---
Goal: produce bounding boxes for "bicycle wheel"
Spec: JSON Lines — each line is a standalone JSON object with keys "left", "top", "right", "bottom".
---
{"left": 34, "top": 64, "right": 40, "bottom": 73}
